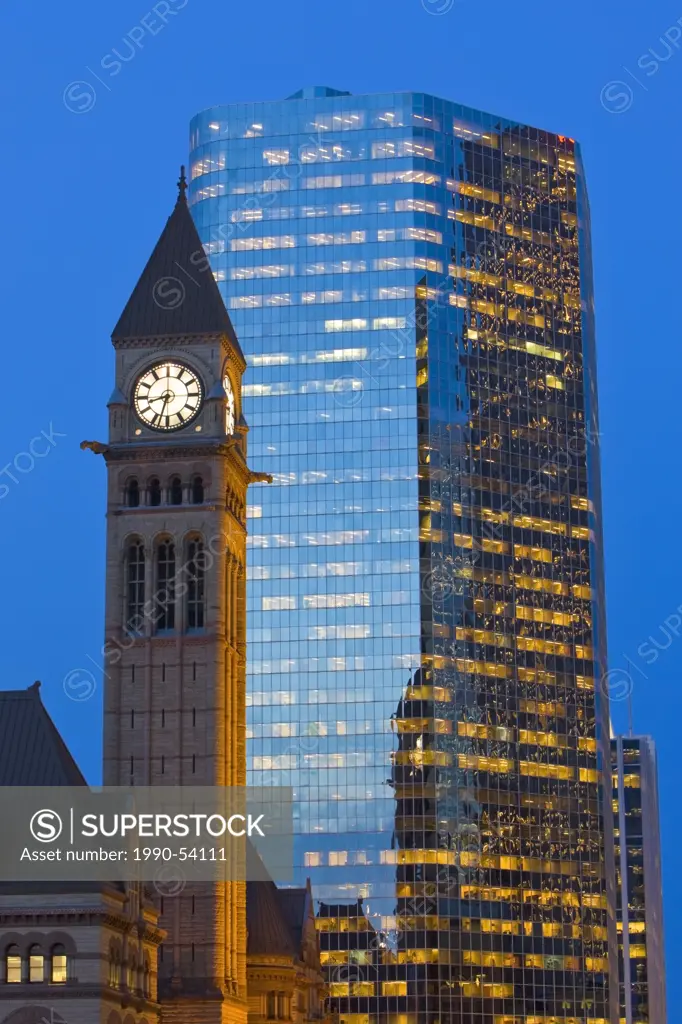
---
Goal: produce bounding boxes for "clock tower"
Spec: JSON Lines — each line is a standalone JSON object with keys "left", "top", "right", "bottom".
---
{"left": 100, "top": 169, "right": 269, "bottom": 1024}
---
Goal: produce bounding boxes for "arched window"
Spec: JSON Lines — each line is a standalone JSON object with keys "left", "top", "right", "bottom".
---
{"left": 126, "top": 478, "right": 140, "bottom": 507}
{"left": 112, "top": 944, "right": 122, "bottom": 988}
{"left": 169, "top": 476, "right": 183, "bottom": 505}
{"left": 187, "top": 539, "right": 205, "bottom": 630}
{"left": 29, "top": 944, "right": 44, "bottom": 983}
{"left": 125, "top": 541, "right": 146, "bottom": 634}
{"left": 191, "top": 476, "right": 204, "bottom": 505}
{"left": 108, "top": 943, "right": 117, "bottom": 988}
{"left": 6, "top": 944, "right": 22, "bottom": 984}
{"left": 127, "top": 953, "right": 137, "bottom": 992}
{"left": 156, "top": 541, "right": 176, "bottom": 631}
{"left": 51, "top": 944, "right": 68, "bottom": 984}
{"left": 149, "top": 477, "right": 161, "bottom": 506}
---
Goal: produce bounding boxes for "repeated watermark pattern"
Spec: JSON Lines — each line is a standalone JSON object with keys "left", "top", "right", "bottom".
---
{"left": 600, "top": 15, "right": 682, "bottom": 113}
{"left": 63, "top": 0, "right": 189, "bottom": 114}
{"left": 600, "top": 599, "right": 682, "bottom": 702}
{"left": 0, "top": 424, "right": 66, "bottom": 502}
{"left": 421, "top": 0, "right": 456, "bottom": 13}
{"left": 153, "top": 275, "right": 187, "bottom": 310}
{"left": 63, "top": 668, "right": 98, "bottom": 703}
{"left": 154, "top": 862, "right": 187, "bottom": 897}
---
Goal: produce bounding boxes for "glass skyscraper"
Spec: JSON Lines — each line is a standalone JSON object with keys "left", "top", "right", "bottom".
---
{"left": 189, "top": 86, "right": 617, "bottom": 1024}
{"left": 611, "top": 735, "right": 667, "bottom": 1024}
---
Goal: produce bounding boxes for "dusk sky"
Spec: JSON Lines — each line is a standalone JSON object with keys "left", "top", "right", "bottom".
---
{"left": 1, "top": 0, "right": 680, "bottom": 1012}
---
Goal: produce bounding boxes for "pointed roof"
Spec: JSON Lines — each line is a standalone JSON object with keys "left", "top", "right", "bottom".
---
{"left": 246, "top": 877, "right": 298, "bottom": 958}
{"left": 112, "top": 166, "right": 243, "bottom": 358}
{"left": 0, "top": 683, "right": 86, "bottom": 786}
{"left": 275, "top": 884, "right": 312, "bottom": 949}
{"left": 0, "top": 685, "right": 126, "bottom": 901}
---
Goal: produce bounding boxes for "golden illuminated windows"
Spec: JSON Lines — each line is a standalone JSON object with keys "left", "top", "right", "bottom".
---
{"left": 28, "top": 946, "right": 44, "bottom": 983}
{"left": 458, "top": 754, "right": 512, "bottom": 773}
{"left": 381, "top": 982, "right": 407, "bottom": 997}
{"left": 201, "top": 96, "right": 606, "bottom": 1022}
{"left": 6, "top": 946, "right": 21, "bottom": 983}
{"left": 458, "top": 722, "right": 513, "bottom": 741}
{"left": 51, "top": 946, "right": 67, "bottom": 984}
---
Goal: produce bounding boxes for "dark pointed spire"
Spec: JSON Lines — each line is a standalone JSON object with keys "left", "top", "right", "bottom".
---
{"left": 111, "top": 167, "right": 243, "bottom": 357}
{"left": 177, "top": 164, "right": 188, "bottom": 203}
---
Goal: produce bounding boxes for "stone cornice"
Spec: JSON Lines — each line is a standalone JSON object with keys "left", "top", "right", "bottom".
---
{"left": 102, "top": 912, "right": 165, "bottom": 944}
{"left": 0, "top": 908, "right": 107, "bottom": 921}
{"left": 102, "top": 440, "right": 269, "bottom": 486}
{"left": 111, "top": 503, "right": 247, "bottom": 520}
{"left": 0, "top": 906, "right": 162, "bottom": 939}
{"left": 112, "top": 333, "right": 247, "bottom": 373}
{"left": 104, "top": 439, "right": 242, "bottom": 463}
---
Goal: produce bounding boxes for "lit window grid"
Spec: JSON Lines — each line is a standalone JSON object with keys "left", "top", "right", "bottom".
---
{"left": 611, "top": 736, "right": 664, "bottom": 1024}
{"left": 190, "top": 91, "right": 611, "bottom": 1023}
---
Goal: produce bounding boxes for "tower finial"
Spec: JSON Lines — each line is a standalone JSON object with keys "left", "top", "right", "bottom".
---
{"left": 177, "top": 164, "right": 188, "bottom": 202}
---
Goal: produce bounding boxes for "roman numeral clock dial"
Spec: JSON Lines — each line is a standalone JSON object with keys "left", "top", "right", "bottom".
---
{"left": 134, "top": 361, "right": 203, "bottom": 430}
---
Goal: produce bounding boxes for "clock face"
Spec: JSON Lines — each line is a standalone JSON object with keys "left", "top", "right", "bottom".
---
{"left": 134, "top": 362, "right": 203, "bottom": 431}
{"left": 224, "top": 373, "right": 235, "bottom": 435}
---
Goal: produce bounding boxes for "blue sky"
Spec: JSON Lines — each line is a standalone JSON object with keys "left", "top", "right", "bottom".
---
{"left": 0, "top": 0, "right": 679, "bottom": 1011}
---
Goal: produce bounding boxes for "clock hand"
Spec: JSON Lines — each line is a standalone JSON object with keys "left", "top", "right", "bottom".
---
{"left": 150, "top": 389, "right": 174, "bottom": 408}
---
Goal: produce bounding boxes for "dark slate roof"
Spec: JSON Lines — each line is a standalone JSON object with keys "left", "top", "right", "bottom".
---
{"left": 112, "top": 183, "right": 243, "bottom": 356}
{"left": 0, "top": 683, "right": 86, "bottom": 786}
{"left": 275, "top": 886, "right": 310, "bottom": 949}
{"left": 246, "top": 877, "right": 297, "bottom": 958}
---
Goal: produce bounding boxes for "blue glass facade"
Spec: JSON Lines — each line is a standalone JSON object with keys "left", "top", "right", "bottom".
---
{"left": 189, "top": 87, "right": 615, "bottom": 1024}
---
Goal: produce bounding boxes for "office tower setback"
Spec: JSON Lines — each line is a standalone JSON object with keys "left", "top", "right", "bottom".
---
{"left": 190, "top": 87, "right": 617, "bottom": 1023}
{"left": 611, "top": 735, "right": 666, "bottom": 1024}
